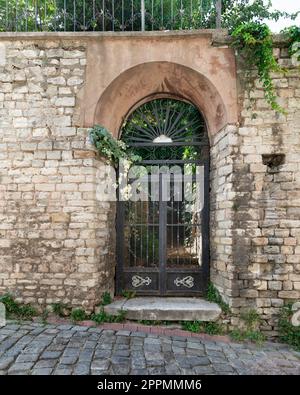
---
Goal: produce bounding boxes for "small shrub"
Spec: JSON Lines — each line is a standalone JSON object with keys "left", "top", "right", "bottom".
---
{"left": 91, "top": 308, "right": 126, "bottom": 324}
{"left": 203, "top": 322, "right": 223, "bottom": 336}
{"left": 206, "top": 283, "right": 230, "bottom": 314}
{"left": 230, "top": 329, "right": 266, "bottom": 345}
{"left": 51, "top": 302, "right": 70, "bottom": 317}
{"left": 182, "top": 320, "right": 202, "bottom": 333}
{"left": 230, "top": 308, "right": 265, "bottom": 345}
{"left": 101, "top": 292, "right": 112, "bottom": 306}
{"left": 0, "top": 293, "right": 20, "bottom": 317}
{"left": 278, "top": 303, "right": 300, "bottom": 351}
{"left": 245, "top": 330, "right": 266, "bottom": 344}
{"left": 0, "top": 294, "right": 37, "bottom": 320}
{"left": 18, "top": 305, "right": 37, "bottom": 320}
{"left": 92, "top": 309, "right": 109, "bottom": 324}
{"left": 70, "top": 308, "right": 87, "bottom": 322}
{"left": 230, "top": 329, "right": 246, "bottom": 342}
{"left": 241, "top": 309, "right": 261, "bottom": 330}
{"left": 182, "top": 320, "right": 223, "bottom": 336}
{"left": 114, "top": 310, "right": 127, "bottom": 323}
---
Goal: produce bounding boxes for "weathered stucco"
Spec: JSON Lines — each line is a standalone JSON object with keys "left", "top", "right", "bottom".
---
{"left": 0, "top": 31, "right": 299, "bottom": 335}
{"left": 82, "top": 32, "right": 238, "bottom": 138}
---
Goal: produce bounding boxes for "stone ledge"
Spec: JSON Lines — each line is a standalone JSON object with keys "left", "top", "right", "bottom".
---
{"left": 103, "top": 297, "right": 222, "bottom": 322}
{"left": 0, "top": 29, "right": 228, "bottom": 41}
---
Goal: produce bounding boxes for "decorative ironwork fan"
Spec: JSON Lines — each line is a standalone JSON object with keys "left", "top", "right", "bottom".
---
{"left": 121, "top": 99, "right": 207, "bottom": 145}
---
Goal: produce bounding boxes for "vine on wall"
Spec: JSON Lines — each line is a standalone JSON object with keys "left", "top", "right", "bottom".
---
{"left": 90, "top": 125, "right": 141, "bottom": 166}
{"left": 231, "top": 22, "right": 283, "bottom": 113}
{"left": 231, "top": 22, "right": 300, "bottom": 114}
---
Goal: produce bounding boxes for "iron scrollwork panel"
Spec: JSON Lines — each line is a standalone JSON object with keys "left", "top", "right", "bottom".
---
{"left": 123, "top": 272, "right": 159, "bottom": 293}
{"left": 166, "top": 272, "right": 203, "bottom": 293}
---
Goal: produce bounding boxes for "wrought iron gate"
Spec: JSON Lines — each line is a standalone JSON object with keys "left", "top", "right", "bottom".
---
{"left": 116, "top": 99, "right": 210, "bottom": 296}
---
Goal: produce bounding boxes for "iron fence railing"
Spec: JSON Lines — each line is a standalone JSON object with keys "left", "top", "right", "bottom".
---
{"left": 0, "top": 0, "right": 222, "bottom": 32}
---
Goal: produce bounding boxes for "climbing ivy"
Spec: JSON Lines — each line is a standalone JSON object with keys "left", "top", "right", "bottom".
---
{"left": 90, "top": 125, "right": 141, "bottom": 166}
{"left": 231, "top": 22, "right": 284, "bottom": 113}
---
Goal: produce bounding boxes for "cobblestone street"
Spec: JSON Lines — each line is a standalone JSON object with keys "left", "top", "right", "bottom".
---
{"left": 0, "top": 322, "right": 299, "bottom": 375}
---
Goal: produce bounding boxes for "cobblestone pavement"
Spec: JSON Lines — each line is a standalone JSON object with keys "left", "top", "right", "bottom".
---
{"left": 0, "top": 322, "right": 299, "bottom": 375}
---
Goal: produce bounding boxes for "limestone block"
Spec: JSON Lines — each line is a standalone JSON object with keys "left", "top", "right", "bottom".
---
{"left": 268, "top": 281, "right": 282, "bottom": 291}
{"left": 55, "top": 97, "right": 75, "bottom": 107}
{"left": 63, "top": 50, "right": 85, "bottom": 59}
{"left": 0, "top": 43, "right": 6, "bottom": 66}
{"left": 47, "top": 76, "right": 66, "bottom": 85}
{"left": 67, "top": 77, "right": 84, "bottom": 86}
{"left": 278, "top": 291, "right": 299, "bottom": 299}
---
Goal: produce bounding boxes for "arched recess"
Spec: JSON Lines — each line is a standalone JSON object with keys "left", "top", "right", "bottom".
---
{"left": 94, "top": 61, "right": 228, "bottom": 140}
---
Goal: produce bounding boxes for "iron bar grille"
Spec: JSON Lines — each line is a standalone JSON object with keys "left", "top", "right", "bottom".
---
{"left": 0, "top": 0, "right": 222, "bottom": 32}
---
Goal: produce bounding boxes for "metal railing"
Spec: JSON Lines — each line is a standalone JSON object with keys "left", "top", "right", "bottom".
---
{"left": 0, "top": 0, "right": 222, "bottom": 32}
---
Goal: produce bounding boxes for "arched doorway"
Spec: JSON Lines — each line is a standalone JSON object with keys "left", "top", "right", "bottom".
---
{"left": 116, "top": 98, "right": 210, "bottom": 296}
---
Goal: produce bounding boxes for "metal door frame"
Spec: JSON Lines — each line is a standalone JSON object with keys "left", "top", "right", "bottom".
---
{"left": 115, "top": 158, "right": 210, "bottom": 296}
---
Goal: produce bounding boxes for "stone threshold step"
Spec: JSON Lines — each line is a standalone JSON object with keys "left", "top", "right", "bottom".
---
{"left": 103, "top": 297, "right": 221, "bottom": 322}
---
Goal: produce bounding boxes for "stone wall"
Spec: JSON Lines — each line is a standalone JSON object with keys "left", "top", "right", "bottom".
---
{"left": 210, "top": 125, "right": 237, "bottom": 301}
{"left": 228, "top": 46, "right": 300, "bottom": 335}
{"left": 0, "top": 32, "right": 299, "bottom": 335}
{"left": 0, "top": 39, "right": 115, "bottom": 311}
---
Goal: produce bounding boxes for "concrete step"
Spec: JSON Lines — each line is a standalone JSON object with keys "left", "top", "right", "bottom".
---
{"left": 103, "top": 297, "right": 221, "bottom": 322}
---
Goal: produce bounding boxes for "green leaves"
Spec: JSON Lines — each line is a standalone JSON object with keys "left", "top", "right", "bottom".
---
{"left": 232, "top": 21, "right": 285, "bottom": 114}
{"left": 222, "top": 0, "right": 292, "bottom": 33}
{"left": 278, "top": 303, "right": 300, "bottom": 351}
{"left": 282, "top": 25, "right": 300, "bottom": 61}
{"left": 90, "top": 125, "right": 141, "bottom": 166}
{"left": 0, "top": 293, "right": 37, "bottom": 320}
{"left": 70, "top": 308, "right": 87, "bottom": 322}
{"left": 182, "top": 320, "right": 223, "bottom": 335}
{"left": 206, "top": 282, "right": 230, "bottom": 314}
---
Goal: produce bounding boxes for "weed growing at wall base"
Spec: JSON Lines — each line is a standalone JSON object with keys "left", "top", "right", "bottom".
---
{"left": 182, "top": 320, "right": 223, "bottom": 335}
{"left": 51, "top": 302, "right": 71, "bottom": 317}
{"left": 70, "top": 308, "right": 87, "bottom": 322}
{"left": 0, "top": 294, "right": 37, "bottom": 320}
{"left": 278, "top": 303, "right": 300, "bottom": 351}
{"left": 206, "top": 283, "right": 230, "bottom": 314}
{"left": 91, "top": 309, "right": 127, "bottom": 324}
{"left": 230, "top": 309, "right": 266, "bottom": 345}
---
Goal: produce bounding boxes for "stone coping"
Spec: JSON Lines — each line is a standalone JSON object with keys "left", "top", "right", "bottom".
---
{"left": 0, "top": 30, "right": 289, "bottom": 47}
{"left": 0, "top": 29, "right": 228, "bottom": 41}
